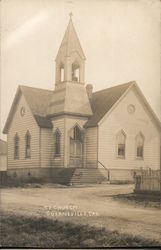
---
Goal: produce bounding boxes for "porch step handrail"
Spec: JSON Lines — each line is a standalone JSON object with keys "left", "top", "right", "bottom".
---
{"left": 98, "top": 160, "right": 110, "bottom": 181}
{"left": 98, "top": 160, "right": 108, "bottom": 171}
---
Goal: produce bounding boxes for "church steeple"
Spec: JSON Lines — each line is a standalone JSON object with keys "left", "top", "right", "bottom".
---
{"left": 55, "top": 13, "right": 86, "bottom": 87}
{"left": 47, "top": 15, "right": 92, "bottom": 117}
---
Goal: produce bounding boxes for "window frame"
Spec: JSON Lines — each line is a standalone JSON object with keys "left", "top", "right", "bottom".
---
{"left": 14, "top": 133, "right": 19, "bottom": 160}
{"left": 25, "top": 131, "right": 31, "bottom": 159}
{"left": 60, "top": 64, "right": 65, "bottom": 82}
{"left": 116, "top": 130, "right": 126, "bottom": 159}
{"left": 135, "top": 133, "right": 144, "bottom": 160}
{"left": 55, "top": 129, "right": 61, "bottom": 157}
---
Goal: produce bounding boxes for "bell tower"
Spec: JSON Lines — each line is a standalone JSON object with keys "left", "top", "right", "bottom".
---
{"left": 47, "top": 14, "right": 92, "bottom": 118}
{"left": 55, "top": 13, "right": 86, "bottom": 87}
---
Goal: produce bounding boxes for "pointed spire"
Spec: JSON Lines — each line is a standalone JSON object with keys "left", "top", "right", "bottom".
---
{"left": 55, "top": 14, "right": 86, "bottom": 61}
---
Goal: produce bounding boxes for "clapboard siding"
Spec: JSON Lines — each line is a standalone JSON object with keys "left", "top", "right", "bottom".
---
{"left": 98, "top": 87, "right": 160, "bottom": 170}
{"left": 109, "top": 169, "right": 134, "bottom": 182}
{"left": 51, "top": 117, "right": 65, "bottom": 167}
{"left": 40, "top": 128, "right": 53, "bottom": 168}
{"left": 64, "top": 116, "right": 88, "bottom": 167}
{"left": 86, "top": 127, "right": 98, "bottom": 168}
{"left": 7, "top": 94, "right": 40, "bottom": 169}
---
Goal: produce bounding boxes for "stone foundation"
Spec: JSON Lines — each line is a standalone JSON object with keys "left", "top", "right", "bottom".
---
{"left": 3, "top": 167, "right": 138, "bottom": 185}
{"left": 109, "top": 168, "right": 135, "bottom": 183}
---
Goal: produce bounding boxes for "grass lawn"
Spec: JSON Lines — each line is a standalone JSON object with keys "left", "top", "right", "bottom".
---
{"left": 112, "top": 193, "right": 161, "bottom": 209}
{"left": 0, "top": 212, "right": 160, "bottom": 248}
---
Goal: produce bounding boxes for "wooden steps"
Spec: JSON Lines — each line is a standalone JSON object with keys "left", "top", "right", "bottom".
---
{"left": 50, "top": 168, "right": 76, "bottom": 185}
{"left": 50, "top": 168, "right": 109, "bottom": 185}
{"left": 69, "top": 168, "right": 109, "bottom": 185}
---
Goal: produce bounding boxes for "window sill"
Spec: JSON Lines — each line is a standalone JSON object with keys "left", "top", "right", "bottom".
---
{"left": 54, "top": 155, "right": 61, "bottom": 158}
{"left": 135, "top": 157, "right": 144, "bottom": 160}
{"left": 116, "top": 156, "right": 125, "bottom": 159}
{"left": 70, "top": 155, "right": 82, "bottom": 158}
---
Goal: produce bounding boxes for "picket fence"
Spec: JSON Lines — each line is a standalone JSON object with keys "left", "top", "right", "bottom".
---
{"left": 135, "top": 168, "right": 161, "bottom": 193}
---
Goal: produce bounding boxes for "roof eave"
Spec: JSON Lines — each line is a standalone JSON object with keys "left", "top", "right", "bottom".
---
{"left": 47, "top": 111, "right": 93, "bottom": 119}
{"left": 84, "top": 124, "right": 98, "bottom": 129}
{"left": 97, "top": 81, "right": 161, "bottom": 130}
{"left": 133, "top": 83, "right": 161, "bottom": 130}
{"left": 3, "top": 86, "right": 22, "bottom": 134}
{"left": 34, "top": 115, "right": 53, "bottom": 129}
{"left": 97, "top": 82, "right": 135, "bottom": 127}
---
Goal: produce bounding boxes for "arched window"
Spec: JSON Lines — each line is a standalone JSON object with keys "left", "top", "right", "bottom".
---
{"left": 136, "top": 133, "right": 144, "bottom": 159}
{"left": 60, "top": 64, "right": 64, "bottom": 82}
{"left": 25, "top": 131, "right": 31, "bottom": 158}
{"left": 116, "top": 130, "right": 126, "bottom": 158}
{"left": 14, "top": 133, "right": 19, "bottom": 159}
{"left": 55, "top": 130, "right": 61, "bottom": 156}
{"left": 73, "top": 126, "right": 82, "bottom": 141}
{"left": 72, "top": 62, "right": 80, "bottom": 82}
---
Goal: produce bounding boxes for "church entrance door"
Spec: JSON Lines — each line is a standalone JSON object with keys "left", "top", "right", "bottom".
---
{"left": 69, "top": 126, "right": 83, "bottom": 168}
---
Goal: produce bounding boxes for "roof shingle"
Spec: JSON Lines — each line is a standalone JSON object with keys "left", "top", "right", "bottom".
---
{"left": 20, "top": 86, "right": 53, "bottom": 129}
{"left": 84, "top": 82, "right": 134, "bottom": 128}
{"left": 20, "top": 85, "right": 53, "bottom": 116}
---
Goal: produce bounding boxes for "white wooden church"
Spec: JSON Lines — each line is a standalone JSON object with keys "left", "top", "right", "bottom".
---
{"left": 3, "top": 16, "right": 161, "bottom": 184}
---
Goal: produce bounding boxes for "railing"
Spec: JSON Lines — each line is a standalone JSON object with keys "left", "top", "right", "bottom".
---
{"left": 98, "top": 160, "right": 110, "bottom": 181}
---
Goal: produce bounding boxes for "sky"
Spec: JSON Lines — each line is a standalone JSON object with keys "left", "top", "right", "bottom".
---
{"left": 0, "top": 0, "right": 160, "bottom": 141}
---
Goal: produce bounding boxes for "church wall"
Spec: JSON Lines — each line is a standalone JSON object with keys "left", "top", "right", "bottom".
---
{"left": 85, "top": 127, "right": 98, "bottom": 168}
{"left": 40, "top": 128, "right": 53, "bottom": 168}
{"left": 7, "top": 94, "right": 40, "bottom": 171}
{"left": 64, "top": 116, "right": 88, "bottom": 167}
{"left": 98, "top": 86, "right": 160, "bottom": 181}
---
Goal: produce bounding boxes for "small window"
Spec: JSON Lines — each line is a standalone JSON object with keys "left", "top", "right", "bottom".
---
{"left": 117, "top": 131, "right": 126, "bottom": 158}
{"left": 136, "top": 133, "right": 144, "bottom": 159}
{"left": 25, "top": 131, "right": 31, "bottom": 158}
{"left": 14, "top": 133, "right": 19, "bottom": 159}
{"left": 55, "top": 130, "right": 61, "bottom": 156}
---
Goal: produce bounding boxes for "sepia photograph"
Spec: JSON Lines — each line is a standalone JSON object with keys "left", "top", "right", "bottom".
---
{"left": 0, "top": 0, "right": 161, "bottom": 248}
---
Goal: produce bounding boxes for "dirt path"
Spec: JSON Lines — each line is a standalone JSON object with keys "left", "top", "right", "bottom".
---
{"left": 1, "top": 184, "right": 161, "bottom": 243}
